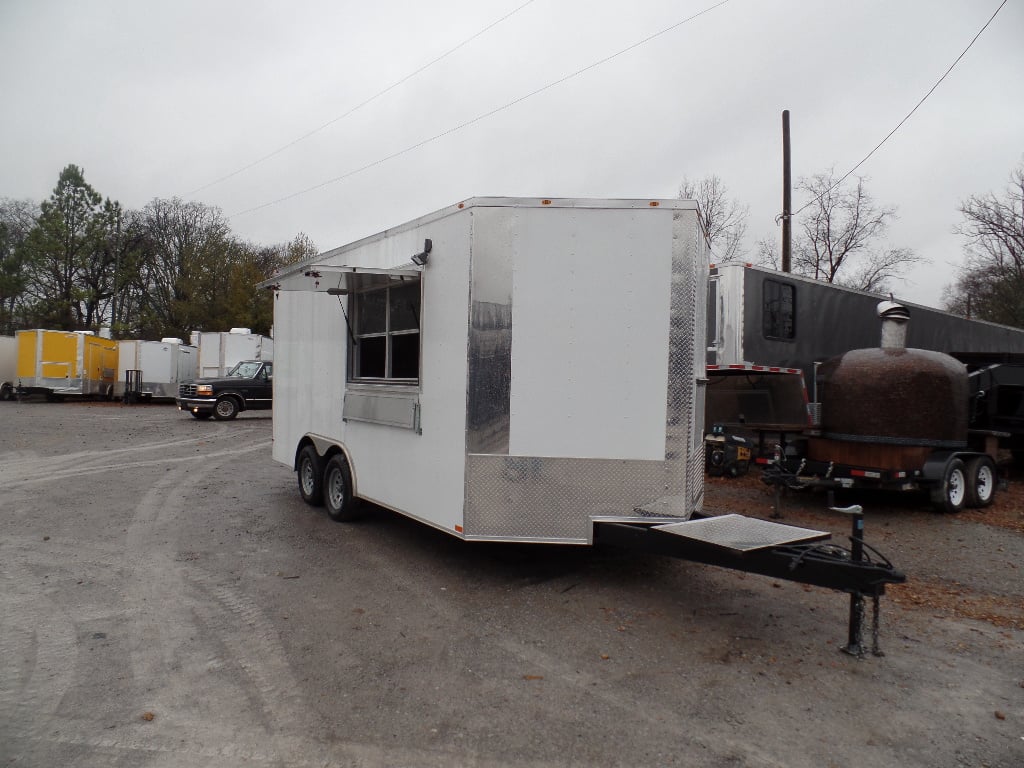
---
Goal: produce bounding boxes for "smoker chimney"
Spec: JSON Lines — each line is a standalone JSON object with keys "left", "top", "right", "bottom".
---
{"left": 877, "top": 300, "right": 910, "bottom": 350}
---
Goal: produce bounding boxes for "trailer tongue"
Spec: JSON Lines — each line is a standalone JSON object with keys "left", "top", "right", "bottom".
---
{"left": 596, "top": 506, "right": 905, "bottom": 657}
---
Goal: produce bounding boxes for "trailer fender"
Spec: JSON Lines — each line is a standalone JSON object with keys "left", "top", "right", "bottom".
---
{"left": 921, "top": 450, "right": 987, "bottom": 483}
{"left": 920, "top": 451, "right": 960, "bottom": 483}
{"left": 923, "top": 451, "right": 990, "bottom": 513}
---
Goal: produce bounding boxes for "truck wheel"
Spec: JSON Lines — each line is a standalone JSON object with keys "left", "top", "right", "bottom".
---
{"left": 0, "top": 383, "right": 12, "bottom": 401}
{"left": 213, "top": 396, "right": 239, "bottom": 420}
{"left": 966, "top": 456, "right": 997, "bottom": 508}
{"left": 930, "top": 458, "right": 967, "bottom": 513}
{"left": 297, "top": 445, "right": 324, "bottom": 506}
{"left": 323, "top": 455, "right": 362, "bottom": 522}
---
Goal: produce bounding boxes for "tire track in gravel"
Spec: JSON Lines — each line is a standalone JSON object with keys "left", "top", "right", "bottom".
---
{"left": 0, "top": 423, "right": 263, "bottom": 488}
{"left": 2, "top": 710, "right": 562, "bottom": 768}
{"left": 0, "top": 559, "right": 79, "bottom": 719}
{"left": 119, "top": 433, "right": 326, "bottom": 764}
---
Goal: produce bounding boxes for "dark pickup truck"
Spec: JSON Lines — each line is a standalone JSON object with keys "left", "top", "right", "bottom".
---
{"left": 176, "top": 360, "right": 273, "bottom": 420}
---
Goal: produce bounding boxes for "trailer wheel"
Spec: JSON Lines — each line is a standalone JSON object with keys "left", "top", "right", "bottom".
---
{"left": 297, "top": 445, "right": 324, "bottom": 507}
{"left": 0, "top": 383, "right": 12, "bottom": 401}
{"left": 323, "top": 455, "right": 362, "bottom": 522}
{"left": 213, "top": 396, "right": 240, "bottom": 420}
{"left": 966, "top": 456, "right": 997, "bottom": 508}
{"left": 930, "top": 458, "right": 967, "bottom": 513}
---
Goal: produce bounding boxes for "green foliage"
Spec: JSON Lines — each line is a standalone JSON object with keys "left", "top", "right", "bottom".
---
{"left": 2, "top": 166, "right": 315, "bottom": 339}
{"left": 20, "top": 165, "right": 104, "bottom": 329}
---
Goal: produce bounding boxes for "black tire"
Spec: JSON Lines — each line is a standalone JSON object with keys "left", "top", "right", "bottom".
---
{"left": 0, "top": 383, "right": 12, "bottom": 402}
{"left": 930, "top": 458, "right": 967, "bottom": 513}
{"left": 297, "top": 445, "right": 324, "bottom": 506}
{"left": 965, "top": 456, "right": 997, "bottom": 508}
{"left": 213, "top": 396, "right": 240, "bottom": 420}
{"left": 323, "top": 455, "right": 362, "bottom": 521}
{"left": 191, "top": 411, "right": 212, "bottom": 420}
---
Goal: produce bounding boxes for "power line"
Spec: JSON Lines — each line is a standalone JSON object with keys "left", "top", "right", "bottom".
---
{"left": 186, "top": 0, "right": 538, "bottom": 197}
{"left": 230, "top": 0, "right": 732, "bottom": 219}
{"left": 789, "top": 0, "right": 1008, "bottom": 220}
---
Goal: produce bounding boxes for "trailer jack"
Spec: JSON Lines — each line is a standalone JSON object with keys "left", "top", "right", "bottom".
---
{"left": 594, "top": 505, "right": 905, "bottom": 658}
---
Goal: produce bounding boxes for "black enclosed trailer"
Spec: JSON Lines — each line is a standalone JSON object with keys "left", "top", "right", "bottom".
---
{"left": 707, "top": 263, "right": 1024, "bottom": 399}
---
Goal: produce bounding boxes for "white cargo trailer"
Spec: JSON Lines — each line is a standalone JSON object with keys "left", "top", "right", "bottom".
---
{"left": 0, "top": 335, "right": 16, "bottom": 400}
{"left": 193, "top": 329, "right": 273, "bottom": 378}
{"left": 263, "top": 197, "right": 909, "bottom": 654}
{"left": 115, "top": 339, "right": 197, "bottom": 401}
{"left": 267, "top": 198, "right": 709, "bottom": 542}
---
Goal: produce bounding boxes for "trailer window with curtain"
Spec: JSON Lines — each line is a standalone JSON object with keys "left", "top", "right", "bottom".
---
{"left": 351, "top": 278, "right": 421, "bottom": 381}
{"left": 762, "top": 279, "right": 795, "bottom": 340}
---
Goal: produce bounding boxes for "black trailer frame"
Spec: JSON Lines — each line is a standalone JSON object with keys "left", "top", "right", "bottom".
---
{"left": 595, "top": 507, "right": 905, "bottom": 658}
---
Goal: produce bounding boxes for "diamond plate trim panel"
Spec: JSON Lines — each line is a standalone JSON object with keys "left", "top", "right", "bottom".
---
{"left": 654, "top": 514, "right": 830, "bottom": 552}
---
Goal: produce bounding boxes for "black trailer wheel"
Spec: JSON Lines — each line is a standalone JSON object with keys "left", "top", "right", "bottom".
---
{"left": 930, "top": 458, "right": 967, "bottom": 513}
{"left": 297, "top": 445, "right": 324, "bottom": 507}
{"left": 323, "top": 455, "right": 362, "bottom": 521}
{"left": 966, "top": 456, "right": 997, "bottom": 508}
{"left": 191, "top": 411, "right": 212, "bottom": 420}
{"left": 213, "top": 396, "right": 240, "bottom": 420}
{"left": 0, "top": 383, "right": 12, "bottom": 401}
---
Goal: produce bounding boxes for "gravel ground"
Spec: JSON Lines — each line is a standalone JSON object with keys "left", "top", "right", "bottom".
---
{"left": 0, "top": 401, "right": 1021, "bottom": 768}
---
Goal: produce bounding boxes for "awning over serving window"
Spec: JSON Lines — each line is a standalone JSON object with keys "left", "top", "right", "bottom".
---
{"left": 261, "top": 265, "right": 421, "bottom": 294}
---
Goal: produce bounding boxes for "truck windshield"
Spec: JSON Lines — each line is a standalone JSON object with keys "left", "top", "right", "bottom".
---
{"left": 228, "top": 362, "right": 262, "bottom": 378}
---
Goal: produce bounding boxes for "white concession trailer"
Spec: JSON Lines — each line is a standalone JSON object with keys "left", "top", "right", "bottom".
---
{"left": 264, "top": 198, "right": 906, "bottom": 653}
{"left": 267, "top": 197, "right": 709, "bottom": 542}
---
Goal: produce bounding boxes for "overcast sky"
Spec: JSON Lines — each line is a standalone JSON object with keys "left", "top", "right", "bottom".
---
{"left": 2, "top": 0, "right": 1021, "bottom": 308}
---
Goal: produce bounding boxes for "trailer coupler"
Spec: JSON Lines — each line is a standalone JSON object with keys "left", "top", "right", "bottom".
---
{"left": 595, "top": 505, "right": 906, "bottom": 658}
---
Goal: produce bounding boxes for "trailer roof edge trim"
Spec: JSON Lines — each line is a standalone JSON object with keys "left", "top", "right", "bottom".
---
{"left": 262, "top": 196, "right": 696, "bottom": 288}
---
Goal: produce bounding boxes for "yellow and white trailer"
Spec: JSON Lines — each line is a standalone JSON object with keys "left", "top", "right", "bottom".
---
{"left": 16, "top": 329, "right": 119, "bottom": 399}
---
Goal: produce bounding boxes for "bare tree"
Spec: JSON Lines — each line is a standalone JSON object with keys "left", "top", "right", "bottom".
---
{"left": 678, "top": 175, "right": 748, "bottom": 262}
{"left": 0, "top": 198, "right": 40, "bottom": 333}
{"left": 786, "top": 170, "right": 918, "bottom": 293}
{"left": 944, "top": 162, "right": 1024, "bottom": 327}
{"left": 755, "top": 171, "right": 918, "bottom": 294}
{"left": 755, "top": 237, "right": 781, "bottom": 270}
{"left": 137, "top": 197, "right": 232, "bottom": 338}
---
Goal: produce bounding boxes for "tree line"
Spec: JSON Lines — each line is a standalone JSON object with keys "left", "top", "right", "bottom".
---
{"left": 681, "top": 160, "right": 1024, "bottom": 328}
{"left": 5, "top": 160, "right": 1023, "bottom": 338}
{"left": 0, "top": 164, "right": 316, "bottom": 339}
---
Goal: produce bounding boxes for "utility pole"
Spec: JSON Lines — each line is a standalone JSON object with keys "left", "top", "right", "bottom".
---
{"left": 782, "top": 110, "right": 792, "bottom": 273}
